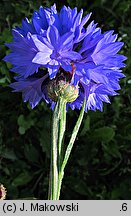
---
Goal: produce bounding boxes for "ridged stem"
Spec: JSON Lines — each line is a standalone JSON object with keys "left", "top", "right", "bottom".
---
{"left": 48, "top": 98, "right": 66, "bottom": 200}
{"left": 48, "top": 97, "right": 86, "bottom": 200}
{"left": 57, "top": 98, "right": 86, "bottom": 200}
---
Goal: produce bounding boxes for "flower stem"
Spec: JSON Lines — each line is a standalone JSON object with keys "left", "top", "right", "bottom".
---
{"left": 58, "top": 99, "right": 67, "bottom": 169}
{"left": 57, "top": 98, "right": 67, "bottom": 200}
{"left": 48, "top": 101, "right": 59, "bottom": 200}
{"left": 48, "top": 97, "right": 86, "bottom": 200}
{"left": 57, "top": 97, "right": 86, "bottom": 199}
{"left": 48, "top": 98, "right": 66, "bottom": 200}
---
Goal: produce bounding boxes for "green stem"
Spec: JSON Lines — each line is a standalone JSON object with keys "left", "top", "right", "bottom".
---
{"left": 62, "top": 98, "right": 86, "bottom": 170}
{"left": 57, "top": 97, "right": 86, "bottom": 199}
{"left": 57, "top": 99, "right": 67, "bottom": 200}
{"left": 48, "top": 97, "right": 86, "bottom": 200}
{"left": 48, "top": 98, "right": 67, "bottom": 200}
{"left": 48, "top": 101, "right": 59, "bottom": 200}
{"left": 58, "top": 99, "right": 67, "bottom": 169}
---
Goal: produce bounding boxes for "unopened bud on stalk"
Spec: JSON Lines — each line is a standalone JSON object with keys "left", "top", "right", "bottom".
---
{"left": 47, "top": 73, "right": 79, "bottom": 103}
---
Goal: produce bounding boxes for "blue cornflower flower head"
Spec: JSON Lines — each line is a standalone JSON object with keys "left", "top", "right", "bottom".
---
{"left": 4, "top": 4, "right": 126, "bottom": 111}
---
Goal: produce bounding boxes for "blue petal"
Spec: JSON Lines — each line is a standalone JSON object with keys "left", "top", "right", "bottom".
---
{"left": 61, "top": 51, "right": 81, "bottom": 60}
{"left": 72, "top": 9, "right": 83, "bottom": 31}
{"left": 47, "top": 25, "right": 60, "bottom": 48}
{"left": 31, "top": 35, "right": 52, "bottom": 53}
{"left": 58, "top": 32, "right": 74, "bottom": 50}
{"left": 47, "top": 59, "right": 60, "bottom": 78}
{"left": 32, "top": 10, "right": 48, "bottom": 33}
{"left": 11, "top": 64, "right": 39, "bottom": 78}
{"left": 16, "top": 18, "right": 36, "bottom": 36}
{"left": 80, "top": 12, "right": 92, "bottom": 27}
{"left": 10, "top": 75, "right": 48, "bottom": 108}
{"left": 32, "top": 52, "right": 51, "bottom": 65}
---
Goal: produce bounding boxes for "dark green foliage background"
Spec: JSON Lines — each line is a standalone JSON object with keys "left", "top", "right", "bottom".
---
{"left": 0, "top": 0, "right": 131, "bottom": 200}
